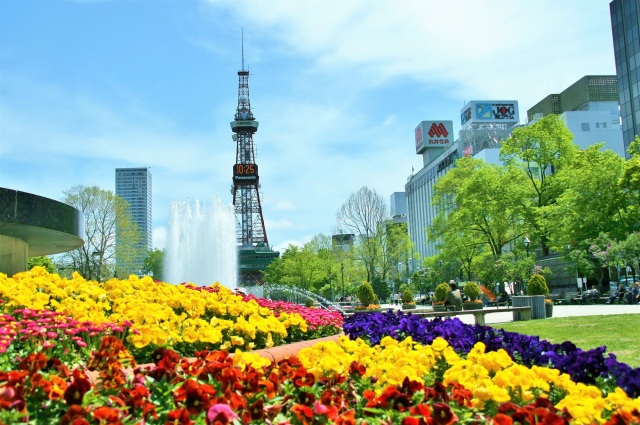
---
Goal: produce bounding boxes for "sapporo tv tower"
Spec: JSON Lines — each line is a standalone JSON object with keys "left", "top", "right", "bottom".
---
{"left": 230, "top": 36, "right": 279, "bottom": 287}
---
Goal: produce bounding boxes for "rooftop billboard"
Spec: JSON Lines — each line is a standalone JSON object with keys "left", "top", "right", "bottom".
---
{"left": 415, "top": 120, "right": 454, "bottom": 154}
{"left": 460, "top": 101, "right": 519, "bottom": 128}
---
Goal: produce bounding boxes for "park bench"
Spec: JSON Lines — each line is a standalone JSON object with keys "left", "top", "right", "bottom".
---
{"left": 344, "top": 306, "right": 532, "bottom": 326}
{"left": 487, "top": 299, "right": 511, "bottom": 308}
{"left": 553, "top": 292, "right": 579, "bottom": 305}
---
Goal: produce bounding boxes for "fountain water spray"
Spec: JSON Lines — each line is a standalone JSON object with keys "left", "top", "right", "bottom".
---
{"left": 164, "top": 197, "right": 238, "bottom": 289}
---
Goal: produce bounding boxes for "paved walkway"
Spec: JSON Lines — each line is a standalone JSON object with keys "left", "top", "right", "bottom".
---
{"left": 380, "top": 303, "right": 640, "bottom": 325}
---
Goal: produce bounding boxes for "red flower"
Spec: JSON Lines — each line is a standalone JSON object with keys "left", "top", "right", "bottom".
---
{"left": 402, "top": 417, "right": 429, "bottom": 425}
{"left": 64, "top": 372, "right": 92, "bottom": 406}
{"left": 243, "top": 398, "right": 264, "bottom": 422}
{"left": 60, "top": 405, "right": 89, "bottom": 425}
{"left": 409, "top": 403, "right": 431, "bottom": 419}
{"left": 491, "top": 413, "right": 513, "bottom": 425}
{"left": 348, "top": 361, "right": 367, "bottom": 377}
{"left": 167, "top": 408, "right": 194, "bottom": 425}
{"left": 431, "top": 403, "right": 457, "bottom": 425}
{"left": 291, "top": 403, "right": 313, "bottom": 425}
{"left": 450, "top": 382, "right": 473, "bottom": 407}
{"left": 92, "top": 406, "right": 122, "bottom": 423}
{"left": 297, "top": 390, "right": 316, "bottom": 406}
{"left": 19, "top": 352, "right": 47, "bottom": 374}
{"left": 293, "top": 367, "right": 315, "bottom": 388}
{"left": 173, "top": 379, "right": 217, "bottom": 415}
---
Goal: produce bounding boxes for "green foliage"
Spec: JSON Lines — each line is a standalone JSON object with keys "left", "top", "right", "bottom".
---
{"left": 27, "top": 256, "right": 57, "bottom": 274}
{"left": 411, "top": 267, "right": 436, "bottom": 295}
{"left": 462, "top": 281, "right": 481, "bottom": 301}
{"left": 434, "top": 282, "right": 450, "bottom": 302}
{"left": 356, "top": 281, "right": 378, "bottom": 306}
{"left": 371, "top": 276, "right": 391, "bottom": 303}
{"left": 402, "top": 289, "right": 414, "bottom": 304}
{"left": 500, "top": 114, "right": 577, "bottom": 256}
{"left": 142, "top": 249, "right": 165, "bottom": 281}
{"left": 526, "top": 274, "right": 549, "bottom": 296}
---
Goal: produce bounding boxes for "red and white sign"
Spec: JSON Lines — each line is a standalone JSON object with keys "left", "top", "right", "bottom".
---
{"left": 415, "top": 120, "right": 453, "bottom": 154}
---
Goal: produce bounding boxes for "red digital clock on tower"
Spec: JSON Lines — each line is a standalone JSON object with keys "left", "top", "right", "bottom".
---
{"left": 233, "top": 163, "right": 258, "bottom": 184}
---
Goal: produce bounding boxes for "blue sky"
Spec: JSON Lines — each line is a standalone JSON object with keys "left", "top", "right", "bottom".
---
{"left": 0, "top": 0, "right": 616, "bottom": 254}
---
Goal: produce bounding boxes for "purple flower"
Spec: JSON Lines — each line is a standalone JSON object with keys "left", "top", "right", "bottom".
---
{"left": 343, "top": 310, "right": 640, "bottom": 397}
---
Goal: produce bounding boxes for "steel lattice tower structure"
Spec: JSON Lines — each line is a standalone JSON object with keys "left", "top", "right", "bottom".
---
{"left": 230, "top": 38, "right": 279, "bottom": 287}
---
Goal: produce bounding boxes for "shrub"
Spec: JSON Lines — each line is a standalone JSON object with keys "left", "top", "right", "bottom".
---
{"left": 462, "top": 281, "right": 481, "bottom": 301}
{"left": 527, "top": 274, "right": 549, "bottom": 296}
{"left": 356, "top": 281, "right": 378, "bottom": 307}
{"left": 402, "top": 289, "right": 414, "bottom": 304}
{"left": 434, "top": 282, "right": 450, "bottom": 302}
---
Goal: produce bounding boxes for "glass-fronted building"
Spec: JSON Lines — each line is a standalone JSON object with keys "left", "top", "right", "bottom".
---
{"left": 610, "top": 0, "right": 640, "bottom": 158}
{"left": 115, "top": 167, "right": 153, "bottom": 255}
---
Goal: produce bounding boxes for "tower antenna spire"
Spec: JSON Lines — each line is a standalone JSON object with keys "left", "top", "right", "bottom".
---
{"left": 241, "top": 28, "right": 245, "bottom": 71}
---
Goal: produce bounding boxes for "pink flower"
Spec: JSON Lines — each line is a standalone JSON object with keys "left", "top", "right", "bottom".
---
{"left": 207, "top": 403, "right": 238, "bottom": 424}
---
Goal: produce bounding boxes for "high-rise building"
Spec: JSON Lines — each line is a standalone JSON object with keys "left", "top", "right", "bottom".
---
{"left": 610, "top": 0, "right": 640, "bottom": 158}
{"left": 115, "top": 167, "right": 152, "bottom": 257}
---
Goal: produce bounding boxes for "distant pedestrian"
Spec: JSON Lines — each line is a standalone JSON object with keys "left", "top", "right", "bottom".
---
{"left": 606, "top": 284, "right": 626, "bottom": 304}
{"left": 444, "top": 281, "right": 462, "bottom": 312}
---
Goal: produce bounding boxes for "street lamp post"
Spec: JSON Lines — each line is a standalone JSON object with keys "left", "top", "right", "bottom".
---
{"left": 523, "top": 237, "right": 530, "bottom": 256}
{"left": 329, "top": 270, "right": 333, "bottom": 302}
{"left": 341, "top": 263, "right": 345, "bottom": 301}
{"left": 91, "top": 251, "right": 101, "bottom": 282}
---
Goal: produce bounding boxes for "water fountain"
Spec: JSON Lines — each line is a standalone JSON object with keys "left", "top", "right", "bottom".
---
{"left": 164, "top": 197, "right": 238, "bottom": 289}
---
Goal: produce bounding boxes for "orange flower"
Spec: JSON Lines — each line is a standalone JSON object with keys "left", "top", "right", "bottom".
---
{"left": 41, "top": 375, "right": 67, "bottom": 401}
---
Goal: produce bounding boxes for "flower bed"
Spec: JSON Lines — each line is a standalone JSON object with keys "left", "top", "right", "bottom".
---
{"left": 2, "top": 269, "right": 640, "bottom": 423}
{"left": 0, "top": 268, "right": 342, "bottom": 361}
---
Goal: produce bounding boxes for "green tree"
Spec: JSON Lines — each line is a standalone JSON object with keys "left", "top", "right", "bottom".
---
{"left": 142, "top": 248, "right": 165, "bottom": 281}
{"left": 370, "top": 275, "right": 391, "bottom": 303}
{"left": 381, "top": 221, "right": 416, "bottom": 285}
{"left": 619, "top": 136, "right": 640, "bottom": 235}
{"left": 60, "top": 185, "right": 144, "bottom": 281}
{"left": 499, "top": 114, "right": 577, "bottom": 256}
{"left": 411, "top": 266, "right": 437, "bottom": 296}
{"left": 430, "top": 157, "right": 529, "bottom": 284}
{"left": 27, "top": 256, "right": 57, "bottom": 274}
{"left": 547, "top": 144, "right": 627, "bottom": 248}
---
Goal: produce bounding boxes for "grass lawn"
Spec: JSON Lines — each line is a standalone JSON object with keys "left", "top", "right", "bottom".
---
{"left": 491, "top": 314, "right": 640, "bottom": 368}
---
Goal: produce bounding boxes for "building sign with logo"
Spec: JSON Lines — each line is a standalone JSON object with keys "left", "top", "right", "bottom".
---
{"left": 459, "top": 101, "right": 519, "bottom": 128}
{"left": 415, "top": 120, "right": 454, "bottom": 154}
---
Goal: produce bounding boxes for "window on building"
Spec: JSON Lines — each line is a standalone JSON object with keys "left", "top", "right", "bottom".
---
{"left": 581, "top": 123, "right": 590, "bottom": 132}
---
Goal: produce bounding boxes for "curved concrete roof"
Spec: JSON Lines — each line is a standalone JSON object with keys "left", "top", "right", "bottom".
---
{"left": 0, "top": 187, "right": 84, "bottom": 256}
